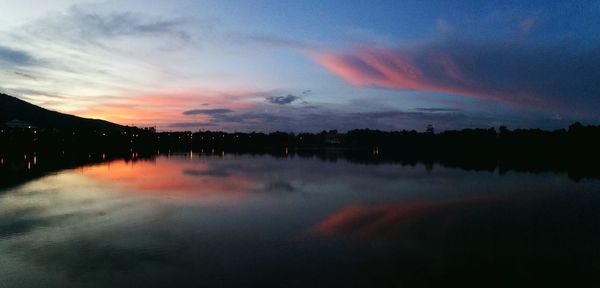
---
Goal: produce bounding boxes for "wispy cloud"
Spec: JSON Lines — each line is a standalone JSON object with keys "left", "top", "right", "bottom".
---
{"left": 415, "top": 107, "right": 460, "bottom": 112}
{"left": 0, "top": 4, "right": 199, "bottom": 113}
{"left": 169, "top": 122, "right": 218, "bottom": 128}
{"left": 316, "top": 42, "right": 600, "bottom": 115}
{"left": 169, "top": 102, "right": 495, "bottom": 132}
{"left": 31, "top": 5, "right": 191, "bottom": 43}
{"left": 240, "top": 33, "right": 311, "bottom": 49}
{"left": 183, "top": 108, "right": 234, "bottom": 115}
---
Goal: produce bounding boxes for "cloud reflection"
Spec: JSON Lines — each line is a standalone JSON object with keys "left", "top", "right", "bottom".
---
{"left": 81, "top": 157, "right": 257, "bottom": 200}
{"left": 311, "top": 195, "right": 515, "bottom": 239}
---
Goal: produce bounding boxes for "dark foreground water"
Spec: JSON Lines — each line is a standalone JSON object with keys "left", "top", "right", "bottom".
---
{"left": 1, "top": 153, "right": 600, "bottom": 287}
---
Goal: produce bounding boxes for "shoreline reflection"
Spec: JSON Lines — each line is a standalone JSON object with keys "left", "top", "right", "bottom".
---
{"left": 1, "top": 154, "right": 600, "bottom": 287}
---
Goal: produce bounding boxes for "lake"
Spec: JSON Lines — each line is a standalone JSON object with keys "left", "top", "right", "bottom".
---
{"left": 1, "top": 153, "right": 600, "bottom": 287}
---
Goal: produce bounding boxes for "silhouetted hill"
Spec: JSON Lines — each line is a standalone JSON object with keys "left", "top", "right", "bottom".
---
{"left": 0, "top": 93, "right": 123, "bottom": 131}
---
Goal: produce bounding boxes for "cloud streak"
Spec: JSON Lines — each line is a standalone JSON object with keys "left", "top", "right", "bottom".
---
{"left": 316, "top": 42, "right": 600, "bottom": 114}
{"left": 183, "top": 108, "right": 234, "bottom": 115}
{"left": 415, "top": 107, "right": 460, "bottom": 112}
{"left": 240, "top": 33, "right": 311, "bottom": 49}
{"left": 37, "top": 6, "right": 191, "bottom": 43}
{"left": 169, "top": 103, "right": 492, "bottom": 132}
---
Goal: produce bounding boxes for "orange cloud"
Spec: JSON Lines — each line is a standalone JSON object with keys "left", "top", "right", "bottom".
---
{"left": 71, "top": 88, "right": 265, "bottom": 128}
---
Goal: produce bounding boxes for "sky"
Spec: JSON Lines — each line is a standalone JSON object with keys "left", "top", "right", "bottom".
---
{"left": 0, "top": 0, "right": 599, "bottom": 132}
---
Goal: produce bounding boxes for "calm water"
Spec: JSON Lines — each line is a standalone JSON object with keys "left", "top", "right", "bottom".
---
{"left": 1, "top": 154, "right": 600, "bottom": 287}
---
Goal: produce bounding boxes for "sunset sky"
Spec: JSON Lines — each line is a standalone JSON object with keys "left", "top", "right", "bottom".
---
{"left": 1, "top": 0, "right": 599, "bottom": 131}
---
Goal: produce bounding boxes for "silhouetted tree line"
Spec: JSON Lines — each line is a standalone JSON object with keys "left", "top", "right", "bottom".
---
{"left": 2, "top": 122, "right": 600, "bottom": 182}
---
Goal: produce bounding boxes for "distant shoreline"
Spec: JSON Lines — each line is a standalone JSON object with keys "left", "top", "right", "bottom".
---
{"left": 2, "top": 122, "right": 600, "bottom": 187}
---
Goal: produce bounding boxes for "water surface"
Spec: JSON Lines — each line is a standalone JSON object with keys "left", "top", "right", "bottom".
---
{"left": 1, "top": 154, "right": 600, "bottom": 287}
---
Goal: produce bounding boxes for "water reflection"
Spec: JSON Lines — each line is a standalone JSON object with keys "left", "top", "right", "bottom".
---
{"left": 81, "top": 157, "right": 256, "bottom": 200}
{"left": 1, "top": 154, "right": 600, "bottom": 287}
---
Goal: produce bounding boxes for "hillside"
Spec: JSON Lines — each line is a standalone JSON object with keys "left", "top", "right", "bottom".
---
{"left": 0, "top": 93, "right": 123, "bottom": 131}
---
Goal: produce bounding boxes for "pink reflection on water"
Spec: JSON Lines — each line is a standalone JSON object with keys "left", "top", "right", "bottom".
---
{"left": 311, "top": 192, "right": 534, "bottom": 239}
{"left": 81, "top": 156, "right": 257, "bottom": 199}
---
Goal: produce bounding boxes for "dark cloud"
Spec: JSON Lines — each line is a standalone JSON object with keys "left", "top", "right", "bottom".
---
{"left": 0, "top": 46, "right": 37, "bottom": 66}
{"left": 351, "top": 110, "right": 468, "bottom": 122}
{"left": 190, "top": 103, "right": 496, "bottom": 132}
{"left": 13, "top": 71, "right": 38, "bottom": 80}
{"left": 169, "top": 122, "right": 218, "bottom": 128}
{"left": 265, "top": 95, "right": 300, "bottom": 105}
{"left": 318, "top": 42, "right": 600, "bottom": 116}
{"left": 415, "top": 108, "right": 461, "bottom": 112}
{"left": 2, "top": 88, "right": 64, "bottom": 99}
{"left": 183, "top": 108, "right": 234, "bottom": 115}
{"left": 263, "top": 181, "right": 297, "bottom": 193}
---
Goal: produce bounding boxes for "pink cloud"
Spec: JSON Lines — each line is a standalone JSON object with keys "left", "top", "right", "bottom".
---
{"left": 316, "top": 46, "right": 542, "bottom": 106}
{"left": 314, "top": 41, "right": 600, "bottom": 114}
{"left": 82, "top": 157, "right": 256, "bottom": 201}
{"left": 311, "top": 190, "right": 540, "bottom": 239}
{"left": 72, "top": 88, "right": 265, "bottom": 129}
